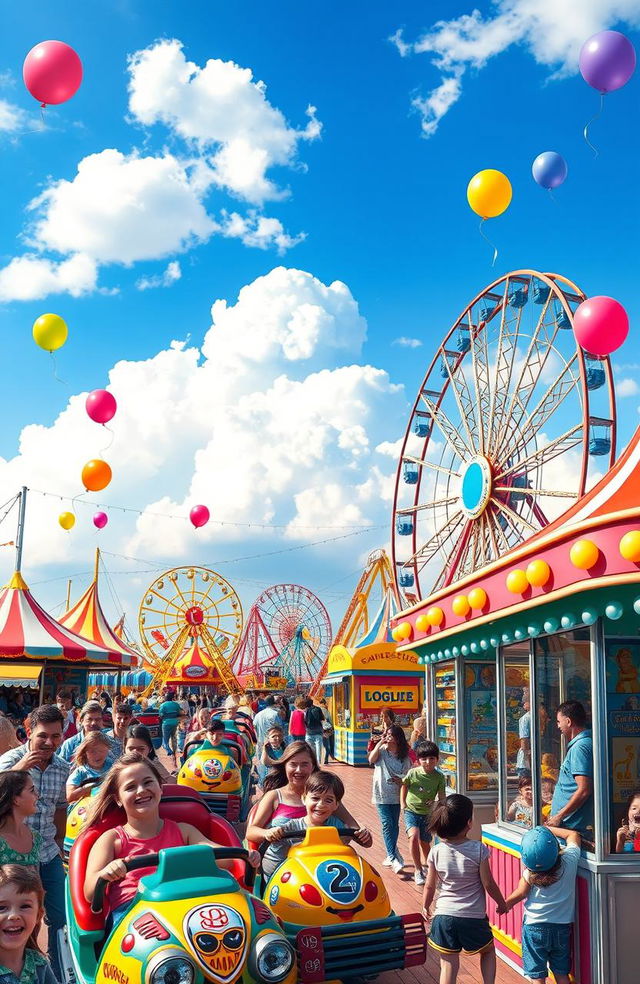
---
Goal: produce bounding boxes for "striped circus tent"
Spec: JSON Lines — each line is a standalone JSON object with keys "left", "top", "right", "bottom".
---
{"left": 59, "top": 567, "right": 135, "bottom": 669}
{"left": 165, "top": 636, "right": 223, "bottom": 685}
{"left": 354, "top": 587, "right": 399, "bottom": 648}
{"left": 0, "top": 571, "right": 120, "bottom": 663}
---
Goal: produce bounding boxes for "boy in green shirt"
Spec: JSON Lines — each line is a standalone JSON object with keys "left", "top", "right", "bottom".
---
{"left": 401, "top": 740, "right": 446, "bottom": 886}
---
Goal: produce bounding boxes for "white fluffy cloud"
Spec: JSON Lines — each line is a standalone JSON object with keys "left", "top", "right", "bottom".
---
{"left": 135, "top": 261, "right": 182, "bottom": 292}
{"left": 0, "top": 268, "right": 406, "bottom": 624}
{"left": 393, "top": 1, "right": 640, "bottom": 136}
{"left": 0, "top": 40, "right": 319, "bottom": 302}
{"left": 616, "top": 376, "right": 640, "bottom": 397}
{"left": 392, "top": 336, "right": 423, "bottom": 348}
{"left": 0, "top": 98, "right": 31, "bottom": 134}
{"left": 127, "top": 39, "right": 321, "bottom": 203}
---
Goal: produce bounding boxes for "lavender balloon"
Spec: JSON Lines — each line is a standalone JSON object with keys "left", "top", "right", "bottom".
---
{"left": 532, "top": 152, "right": 568, "bottom": 190}
{"left": 579, "top": 30, "right": 636, "bottom": 93}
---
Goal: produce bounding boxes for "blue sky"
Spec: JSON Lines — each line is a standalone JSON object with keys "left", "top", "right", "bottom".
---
{"left": 0, "top": 1, "right": 639, "bottom": 641}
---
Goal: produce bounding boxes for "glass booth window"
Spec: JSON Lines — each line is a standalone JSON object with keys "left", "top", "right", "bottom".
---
{"left": 434, "top": 662, "right": 457, "bottom": 790}
{"left": 465, "top": 662, "right": 498, "bottom": 792}
{"left": 334, "top": 680, "right": 350, "bottom": 728}
{"left": 500, "top": 642, "right": 531, "bottom": 827}
{"left": 605, "top": 637, "right": 640, "bottom": 855}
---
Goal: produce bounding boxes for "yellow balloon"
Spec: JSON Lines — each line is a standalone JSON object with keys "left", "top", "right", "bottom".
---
{"left": 570, "top": 539, "right": 599, "bottom": 571}
{"left": 427, "top": 606, "right": 444, "bottom": 627}
{"left": 526, "top": 559, "right": 551, "bottom": 587}
{"left": 506, "top": 569, "right": 528, "bottom": 594}
{"left": 452, "top": 595, "right": 470, "bottom": 617}
{"left": 620, "top": 531, "right": 640, "bottom": 563}
{"left": 33, "top": 314, "right": 68, "bottom": 353}
{"left": 467, "top": 169, "right": 512, "bottom": 219}
{"left": 58, "top": 511, "right": 75, "bottom": 531}
{"left": 468, "top": 588, "right": 487, "bottom": 611}
{"left": 415, "top": 614, "right": 430, "bottom": 633}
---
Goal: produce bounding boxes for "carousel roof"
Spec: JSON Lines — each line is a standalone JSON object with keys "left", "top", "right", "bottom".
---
{"left": 355, "top": 587, "right": 399, "bottom": 648}
{"left": 0, "top": 571, "right": 122, "bottom": 664}
{"left": 394, "top": 423, "right": 640, "bottom": 656}
{"left": 59, "top": 560, "right": 136, "bottom": 668}
{"left": 165, "top": 635, "right": 223, "bottom": 685}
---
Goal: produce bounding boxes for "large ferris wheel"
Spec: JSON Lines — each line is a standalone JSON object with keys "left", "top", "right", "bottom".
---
{"left": 392, "top": 270, "right": 617, "bottom": 604}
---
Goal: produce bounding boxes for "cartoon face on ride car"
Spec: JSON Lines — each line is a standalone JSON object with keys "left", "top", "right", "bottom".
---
{"left": 184, "top": 904, "right": 246, "bottom": 982}
{"left": 177, "top": 746, "right": 242, "bottom": 795}
{"left": 264, "top": 828, "right": 391, "bottom": 927}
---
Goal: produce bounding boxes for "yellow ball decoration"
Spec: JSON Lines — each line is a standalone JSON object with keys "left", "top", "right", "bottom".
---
{"left": 570, "top": 539, "right": 600, "bottom": 571}
{"left": 526, "top": 559, "right": 551, "bottom": 588}
{"left": 452, "top": 594, "right": 470, "bottom": 617}
{"left": 506, "top": 569, "right": 528, "bottom": 594}
{"left": 468, "top": 587, "right": 487, "bottom": 610}
{"left": 391, "top": 626, "right": 403, "bottom": 643}
{"left": 58, "top": 512, "right": 75, "bottom": 531}
{"left": 33, "top": 313, "right": 68, "bottom": 353}
{"left": 620, "top": 531, "right": 640, "bottom": 563}
{"left": 426, "top": 606, "right": 444, "bottom": 627}
{"left": 415, "top": 614, "right": 430, "bottom": 633}
{"left": 398, "top": 621, "right": 413, "bottom": 640}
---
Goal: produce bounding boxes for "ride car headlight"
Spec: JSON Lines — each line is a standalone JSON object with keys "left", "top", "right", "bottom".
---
{"left": 251, "top": 934, "right": 295, "bottom": 982}
{"left": 147, "top": 950, "right": 196, "bottom": 984}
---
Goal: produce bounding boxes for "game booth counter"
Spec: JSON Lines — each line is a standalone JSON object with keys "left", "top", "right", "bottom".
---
{"left": 323, "top": 591, "right": 424, "bottom": 765}
{"left": 392, "top": 425, "right": 640, "bottom": 984}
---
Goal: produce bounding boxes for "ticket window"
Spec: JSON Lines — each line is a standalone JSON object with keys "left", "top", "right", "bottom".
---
{"left": 499, "top": 629, "right": 594, "bottom": 851}
{"left": 605, "top": 636, "right": 640, "bottom": 856}
{"left": 333, "top": 679, "right": 351, "bottom": 729}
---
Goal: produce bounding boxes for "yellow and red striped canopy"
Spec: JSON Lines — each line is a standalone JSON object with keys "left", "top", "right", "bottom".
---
{"left": 59, "top": 578, "right": 135, "bottom": 668}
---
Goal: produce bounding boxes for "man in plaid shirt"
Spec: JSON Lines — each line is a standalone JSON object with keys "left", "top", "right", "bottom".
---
{"left": 0, "top": 704, "right": 70, "bottom": 982}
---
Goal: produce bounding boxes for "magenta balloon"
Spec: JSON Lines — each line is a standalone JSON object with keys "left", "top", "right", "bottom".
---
{"left": 579, "top": 31, "right": 636, "bottom": 93}
{"left": 86, "top": 389, "right": 117, "bottom": 424}
{"left": 573, "top": 296, "right": 629, "bottom": 356}
{"left": 189, "top": 504, "right": 210, "bottom": 529}
{"left": 93, "top": 512, "right": 108, "bottom": 530}
{"left": 23, "top": 41, "right": 83, "bottom": 105}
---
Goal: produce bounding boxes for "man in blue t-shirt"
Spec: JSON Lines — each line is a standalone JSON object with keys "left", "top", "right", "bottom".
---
{"left": 546, "top": 700, "right": 593, "bottom": 841}
{"left": 158, "top": 690, "right": 183, "bottom": 764}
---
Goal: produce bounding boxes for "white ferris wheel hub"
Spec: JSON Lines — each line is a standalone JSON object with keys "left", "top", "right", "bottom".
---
{"left": 460, "top": 455, "right": 492, "bottom": 519}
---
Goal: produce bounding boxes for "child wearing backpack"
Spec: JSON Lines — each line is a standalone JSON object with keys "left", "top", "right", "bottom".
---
{"left": 504, "top": 825, "right": 581, "bottom": 984}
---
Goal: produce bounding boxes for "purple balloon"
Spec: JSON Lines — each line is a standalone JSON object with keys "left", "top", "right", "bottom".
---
{"left": 579, "top": 30, "right": 636, "bottom": 93}
{"left": 93, "top": 511, "right": 108, "bottom": 530}
{"left": 532, "top": 151, "right": 568, "bottom": 190}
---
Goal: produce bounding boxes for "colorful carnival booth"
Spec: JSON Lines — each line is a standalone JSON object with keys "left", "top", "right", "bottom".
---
{"left": 324, "top": 590, "right": 423, "bottom": 764}
{"left": 390, "top": 271, "right": 639, "bottom": 982}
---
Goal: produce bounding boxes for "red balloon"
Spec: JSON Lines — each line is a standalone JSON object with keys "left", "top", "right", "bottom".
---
{"left": 93, "top": 512, "right": 108, "bottom": 530}
{"left": 573, "top": 295, "right": 629, "bottom": 357}
{"left": 190, "top": 504, "right": 210, "bottom": 529}
{"left": 23, "top": 41, "right": 82, "bottom": 106}
{"left": 86, "top": 389, "right": 117, "bottom": 424}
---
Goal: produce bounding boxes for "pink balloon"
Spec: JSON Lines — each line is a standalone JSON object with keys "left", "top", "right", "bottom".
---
{"left": 93, "top": 512, "right": 108, "bottom": 530}
{"left": 86, "top": 389, "right": 117, "bottom": 424}
{"left": 573, "top": 295, "right": 629, "bottom": 357}
{"left": 190, "top": 504, "right": 210, "bottom": 529}
{"left": 23, "top": 41, "right": 83, "bottom": 106}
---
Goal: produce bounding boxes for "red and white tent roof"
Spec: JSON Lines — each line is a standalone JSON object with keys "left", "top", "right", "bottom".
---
{"left": 0, "top": 571, "right": 125, "bottom": 664}
{"left": 59, "top": 577, "right": 136, "bottom": 668}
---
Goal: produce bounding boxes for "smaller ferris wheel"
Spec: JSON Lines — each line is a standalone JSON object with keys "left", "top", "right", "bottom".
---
{"left": 231, "top": 583, "right": 332, "bottom": 686}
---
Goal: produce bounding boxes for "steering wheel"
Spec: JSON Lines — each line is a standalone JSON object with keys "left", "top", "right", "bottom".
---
{"left": 91, "top": 847, "right": 255, "bottom": 913}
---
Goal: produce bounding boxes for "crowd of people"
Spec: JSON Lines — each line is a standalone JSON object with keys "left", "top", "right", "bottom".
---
{"left": 0, "top": 682, "right": 610, "bottom": 984}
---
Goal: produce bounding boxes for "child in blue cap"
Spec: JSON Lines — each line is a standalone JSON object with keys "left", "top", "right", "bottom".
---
{"left": 505, "top": 825, "right": 581, "bottom": 984}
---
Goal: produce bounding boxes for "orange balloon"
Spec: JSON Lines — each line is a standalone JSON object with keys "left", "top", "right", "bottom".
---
{"left": 81, "top": 459, "right": 112, "bottom": 492}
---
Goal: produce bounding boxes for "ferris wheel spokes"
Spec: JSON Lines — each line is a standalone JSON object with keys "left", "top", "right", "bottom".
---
{"left": 403, "top": 454, "right": 461, "bottom": 480}
{"left": 487, "top": 285, "right": 529, "bottom": 457}
{"left": 439, "top": 351, "right": 478, "bottom": 452}
{"left": 503, "top": 359, "right": 581, "bottom": 458}
{"left": 405, "top": 508, "right": 466, "bottom": 569}
{"left": 397, "top": 493, "right": 460, "bottom": 516}
{"left": 419, "top": 391, "right": 473, "bottom": 462}
{"left": 497, "top": 423, "right": 584, "bottom": 482}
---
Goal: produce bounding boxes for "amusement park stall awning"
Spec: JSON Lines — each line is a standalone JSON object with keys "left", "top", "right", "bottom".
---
{"left": 354, "top": 588, "right": 399, "bottom": 648}
{"left": 59, "top": 561, "right": 136, "bottom": 668}
{"left": 166, "top": 637, "right": 223, "bottom": 685}
{"left": 0, "top": 571, "right": 120, "bottom": 664}
{"left": 0, "top": 663, "right": 42, "bottom": 688}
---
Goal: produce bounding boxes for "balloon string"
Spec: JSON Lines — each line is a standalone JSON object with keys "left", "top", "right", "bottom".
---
{"left": 547, "top": 188, "right": 557, "bottom": 205}
{"left": 478, "top": 218, "right": 498, "bottom": 267}
{"left": 70, "top": 491, "right": 86, "bottom": 520}
{"left": 99, "top": 424, "right": 115, "bottom": 454}
{"left": 583, "top": 92, "right": 605, "bottom": 158}
{"left": 49, "top": 352, "right": 66, "bottom": 385}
